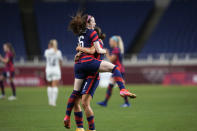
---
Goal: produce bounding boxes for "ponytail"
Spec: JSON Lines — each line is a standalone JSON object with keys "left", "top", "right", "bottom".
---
{"left": 100, "top": 33, "right": 106, "bottom": 40}
{"left": 94, "top": 26, "right": 106, "bottom": 40}
{"left": 49, "top": 39, "right": 58, "bottom": 51}
{"left": 111, "top": 36, "right": 124, "bottom": 54}
{"left": 68, "top": 11, "right": 88, "bottom": 35}
{"left": 116, "top": 36, "right": 124, "bottom": 54}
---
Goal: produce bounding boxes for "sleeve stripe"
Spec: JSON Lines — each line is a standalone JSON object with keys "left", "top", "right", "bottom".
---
{"left": 90, "top": 31, "right": 97, "bottom": 38}
{"left": 98, "top": 40, "right": 103, "bottom": 48}
{"left": 92, "top": 36, "right": 99, "bottom": 42}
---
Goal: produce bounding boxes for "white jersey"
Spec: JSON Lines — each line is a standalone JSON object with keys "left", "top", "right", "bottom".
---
{"left": 44, "top": 48, "right": 62, "bottom": 73}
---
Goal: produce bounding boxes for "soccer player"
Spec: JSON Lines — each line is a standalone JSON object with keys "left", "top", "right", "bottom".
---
{"left": 97, "top": 36, "right": 131, "bottom": 107}
{"left": 44, "top": 39, "right": 62, "bottom": 106}
{"left": 64, "top": 12, "right": 136, "bottom": 131}
{"left": 0, "top": 43, "right": 16, "bottom": 100}
{"left": 72, "top": 27, "right": 105, "bottom": 131}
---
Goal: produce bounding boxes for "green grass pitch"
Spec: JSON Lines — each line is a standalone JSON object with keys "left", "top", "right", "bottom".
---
{"left": 0, "top": 85, "right": 197, "bottom": 131}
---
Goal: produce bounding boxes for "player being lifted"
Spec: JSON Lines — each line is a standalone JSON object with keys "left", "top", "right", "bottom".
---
{"left": 0, "top": 43, "right": 16, "bottom": 100}
{"left": 97, "top": 36, "right": 131, "bottom": 107}
{"left": 64, "top": 11, "right": 136, "bottom": 131}
{"left": 44, "top": 39, "right": 62, "bottom": 106}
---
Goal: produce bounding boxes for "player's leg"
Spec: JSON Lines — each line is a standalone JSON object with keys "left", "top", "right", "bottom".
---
{"left": 81, "top": 76, "right": 99, "bottom": 131}
{"left": 47, "top": 81, "right": 53, "bottom": 106}
{"left": 51, "top": 79, "right": 59, "bottom": 106}
{"left": 46, "top": 72, "right": 53, "bottom": 106}
{"left": 98, "top": 60, "right": 136, "bottom": 98}
{"left": 50, "top": 71, "right": 61, "bottom": 106}
{"left": 74, "top": 97, "right": 85, "bottom": 131}
{"left": 82, "top": 94, "right": 95, "bottom": 131}
{"left": 121, "top": 96, "right": 130, "bottom": 107}
{"left": 97, "top": 77, "right": 115, "bottom": 107}
{"left": 120, "top": 73, "right": 130, "bottom": 107}
{"left": 64, "top": 78, "right": 84, "bottom": 129}
{"left": 8, "top": 72, "right": 16, "bottom": 101}
{"left": 64, "top": 62, "right": 86, "bottom": 127}
{"left": 0, "top": 74, "right": 5, "bottom": 99}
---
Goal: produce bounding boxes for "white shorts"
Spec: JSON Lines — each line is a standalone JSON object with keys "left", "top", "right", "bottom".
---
{"left": 46, "top": 70, "right": 61, "bottom": 82}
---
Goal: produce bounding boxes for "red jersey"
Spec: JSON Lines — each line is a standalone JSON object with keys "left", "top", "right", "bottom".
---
{"left": 78, "top": 28, "right": 99, "bottom": 63}
{"left": 111, "top": 47, "right": 125, "bottom": 73}
{"left": 4, "top": 52, "right": 15, "bottom": 72}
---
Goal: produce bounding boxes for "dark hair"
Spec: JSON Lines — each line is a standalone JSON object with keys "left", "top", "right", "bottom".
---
{"left": 4, "top": 42, "right": 15, "bottom": 57}
{"left": 95, "top": 26, "right": 106, "bottom": 40}
{"left": 68, "top": 11, "right": 90, "bottom": 35}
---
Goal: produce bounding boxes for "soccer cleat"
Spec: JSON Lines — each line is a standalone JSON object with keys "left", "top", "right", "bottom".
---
{"left": 64, "top": 115, "right": 71, "bottom": 129}
{"left": 97, "top": 101, "right": 107, "bottom": 107}
{"left": 121, "top": 103, "right": 131, "bottom": 108}
{"left": 8, "top": 96, "right": 16, "bottom": 101}
{"left": 86, "top": 130, "right": 96, "bottom": 131}
{"left": 120, "top": 89, "right": 136, "bottom": 98}
{"left": 76, "top": 128, "right": 85, "bottom": 131}
{"left": 0, "top": 95, "right": 5, "bottom": 99}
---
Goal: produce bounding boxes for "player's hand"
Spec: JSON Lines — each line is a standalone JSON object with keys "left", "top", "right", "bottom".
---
{"left": 74, "top": 52, "right": 81, "bottom": 62}
{"left": 74, "top": 55, "right": 79, "bottom": 62}
{"left": 76, "top": 52, "right": 82, "bottom": 57}
{"left": 76, "top": 45, "right": 81, "bottom": 51}
{"left": 103, "top": 49, "right": 108, "bottom": 54}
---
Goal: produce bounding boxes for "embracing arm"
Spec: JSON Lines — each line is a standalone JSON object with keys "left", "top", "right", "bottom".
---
{"left": 94, "top": 41, "right": 107, "bottom": 54}
{"left": 74, "top": 52, "right": 82, "bottom": 62}
{"left": 76, "top": 45, "right": 96, "bottom": 55}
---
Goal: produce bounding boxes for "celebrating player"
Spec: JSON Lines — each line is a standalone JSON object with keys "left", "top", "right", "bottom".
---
{"left": 97, "top": 36, "right": 131, "bottom": 107}
{"left": 65, "top": 26, "right": 105, "bottom": 131}
{"left": 44, "top": 39, "right": 62, "bottom": 107}
{"left": 0, "top": 43, "right": 16, "bottom": 100}
{"left": 64, "top": 12, "right": 136, "bottom": 131}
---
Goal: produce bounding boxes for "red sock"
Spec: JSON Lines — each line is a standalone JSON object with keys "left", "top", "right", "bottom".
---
{"left": 65, "top": 90, "right": 80, "bottom": 117}
{"left": 74, "top": 112, "right": 83, "bottom": 128}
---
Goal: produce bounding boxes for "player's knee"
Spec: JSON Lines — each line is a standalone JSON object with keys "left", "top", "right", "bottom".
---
{"left": 82, "top": 101, "right": 89, "bottom": 110}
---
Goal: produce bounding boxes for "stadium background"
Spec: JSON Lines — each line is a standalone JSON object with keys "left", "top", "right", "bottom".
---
{"left": 0, "top": 0, "right": 197, "bottom": 131}
{"left": 0, "top": 0, "right": 197, "bottom": 87}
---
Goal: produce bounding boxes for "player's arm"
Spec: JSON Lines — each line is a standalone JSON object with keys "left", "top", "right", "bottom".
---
{"left": 76, "top": 45, "right": 96, "bottom": 54}
{"left": 74, "top": 52, "right": 82, "bottom": 62}
{"left": 58, "top": 51, "right": 63, "bottom": 67}
{"left": 0, "top": 55, "right": 9, "bottom": 63}
{"left": 90, "top": 31, "right": 106, "bottom": 54}
{"left": 94, "top": 41, "right": 107, "bottom": 54}
{"left": 106, "top": 50, "right": 117, "bottom": 63}
{"left": 59, "top": 60, "right": 63, "bottom": 67}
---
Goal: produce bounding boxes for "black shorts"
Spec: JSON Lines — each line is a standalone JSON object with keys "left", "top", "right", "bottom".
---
{"left": 3, "top": 71, "right": 15, "bottom": 78}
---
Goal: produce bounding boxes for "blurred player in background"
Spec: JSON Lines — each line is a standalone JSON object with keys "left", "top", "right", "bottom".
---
{"left": 0, "top": 43, "right": 16, "bottom": 100}
{"left": 44, "top": 39, "right": 62, "bottom": 107}
{"left": 97, "top": 36, "right": 131, "bottom": 107}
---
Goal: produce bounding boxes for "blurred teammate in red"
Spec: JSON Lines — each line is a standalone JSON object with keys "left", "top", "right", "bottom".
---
{"left": 0, "top": 43, "right": 16, "bottom": 100}
{"left": 97, "top": 36, "right": 131, "bottom": 107}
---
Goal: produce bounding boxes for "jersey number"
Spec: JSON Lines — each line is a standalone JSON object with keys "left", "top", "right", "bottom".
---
{"left": 78, "top": 36, "right": 84, "bottom": 47}
{"left": 48, "top": 58, "right": 56, "bottom": 66}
